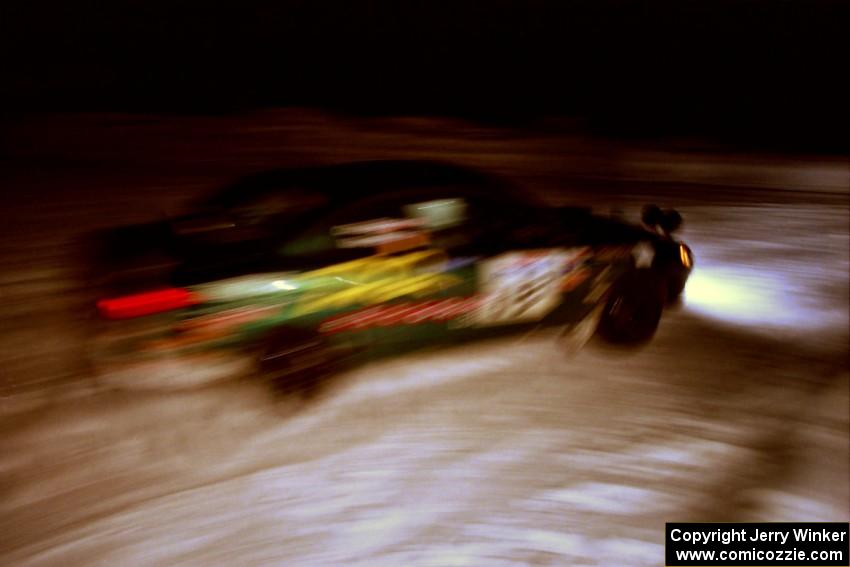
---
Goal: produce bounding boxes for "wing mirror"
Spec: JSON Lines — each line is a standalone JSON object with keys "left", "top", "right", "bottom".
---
{"left": 641, "top": 204, "right": 682, "bottom": 235}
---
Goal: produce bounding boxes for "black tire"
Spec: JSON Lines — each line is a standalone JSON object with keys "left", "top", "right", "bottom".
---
{"left": 597, "top": 270, "right": 666, "bottom": 344}
{"left": 259, "top": 329, "right": 333, "bottom": 396}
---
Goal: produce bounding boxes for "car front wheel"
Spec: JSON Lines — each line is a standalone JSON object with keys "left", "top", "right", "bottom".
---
{"left": 597, "top": 270, "right": 666, "bottom": 344}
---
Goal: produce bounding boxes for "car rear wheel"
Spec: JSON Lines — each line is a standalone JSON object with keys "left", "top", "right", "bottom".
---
{"left": 597, "top": 270, "right": 666, "bottom": 344}
{"left": 259, "top": 329, "right": 334, "bottom": 396}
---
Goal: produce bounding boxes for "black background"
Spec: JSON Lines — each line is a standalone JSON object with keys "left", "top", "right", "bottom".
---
{"left": 1, "top": 0, "right": 847, "bottom": 150}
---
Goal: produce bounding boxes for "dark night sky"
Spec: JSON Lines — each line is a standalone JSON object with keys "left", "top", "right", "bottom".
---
{"left": 1, "top": 0, "right": 847, "bottom": 148}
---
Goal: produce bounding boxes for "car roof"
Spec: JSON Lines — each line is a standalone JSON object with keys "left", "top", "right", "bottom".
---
{"left": 205, "top": 160, "right": 535, "bottom": 209}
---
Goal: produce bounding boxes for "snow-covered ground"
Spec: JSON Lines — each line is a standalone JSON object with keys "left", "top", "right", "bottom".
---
{"left": 0, "top": 112, "right": 847, "bottom": 566}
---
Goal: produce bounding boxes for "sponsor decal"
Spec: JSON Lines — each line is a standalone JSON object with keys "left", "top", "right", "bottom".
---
{"left": 163, "top": 246, "right": 618, "bottom": 346}
{"left": 143, "top": 305, "right": 280, "bottom": 351}
{"left": 317, "top": 246, "right": 592, "bottom": 334}
{"left": 292, "top": 251, "right": 461, "bottom": 315}
{"left": 319, "top": 297, "right": 484, "bottom": 333}
{"left": 332, "top": 217, "right": 425, "bottom": 236}
{"left": 474, "top": 249, "right": 584, "bottom": 326}
{"left": 294, "top": 272, "right": 461, "bottom": 315}
{"left": 332, "top": 217, "right": 431, "bottom": 254}
{"left": 301, "top": 250, "right": 447, "bottom": 281}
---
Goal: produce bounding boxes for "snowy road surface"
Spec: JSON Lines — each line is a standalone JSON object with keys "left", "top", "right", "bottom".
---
{"left": 0, "top": 112, "right": 847, "bottom": 566}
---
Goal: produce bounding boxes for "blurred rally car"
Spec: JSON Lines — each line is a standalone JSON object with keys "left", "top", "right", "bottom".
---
{"left": 87, "top": 160, "right": 693, "bottom": 390}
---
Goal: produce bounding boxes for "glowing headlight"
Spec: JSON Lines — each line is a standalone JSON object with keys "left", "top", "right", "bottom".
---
{"left": 679, "top": 244, "right": 692, "bottom": 269}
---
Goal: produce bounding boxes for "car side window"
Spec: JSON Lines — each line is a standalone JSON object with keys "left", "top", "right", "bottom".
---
{"left": 279, "top": 192, "right": 411, "bottom": 258}
{"left": 280, "top": 187, "right": 530, "bottom": 259}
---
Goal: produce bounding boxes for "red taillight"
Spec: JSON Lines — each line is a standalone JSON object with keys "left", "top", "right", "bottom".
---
{"left": 97, "top": 288, "right": 199, "bottom": 320}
